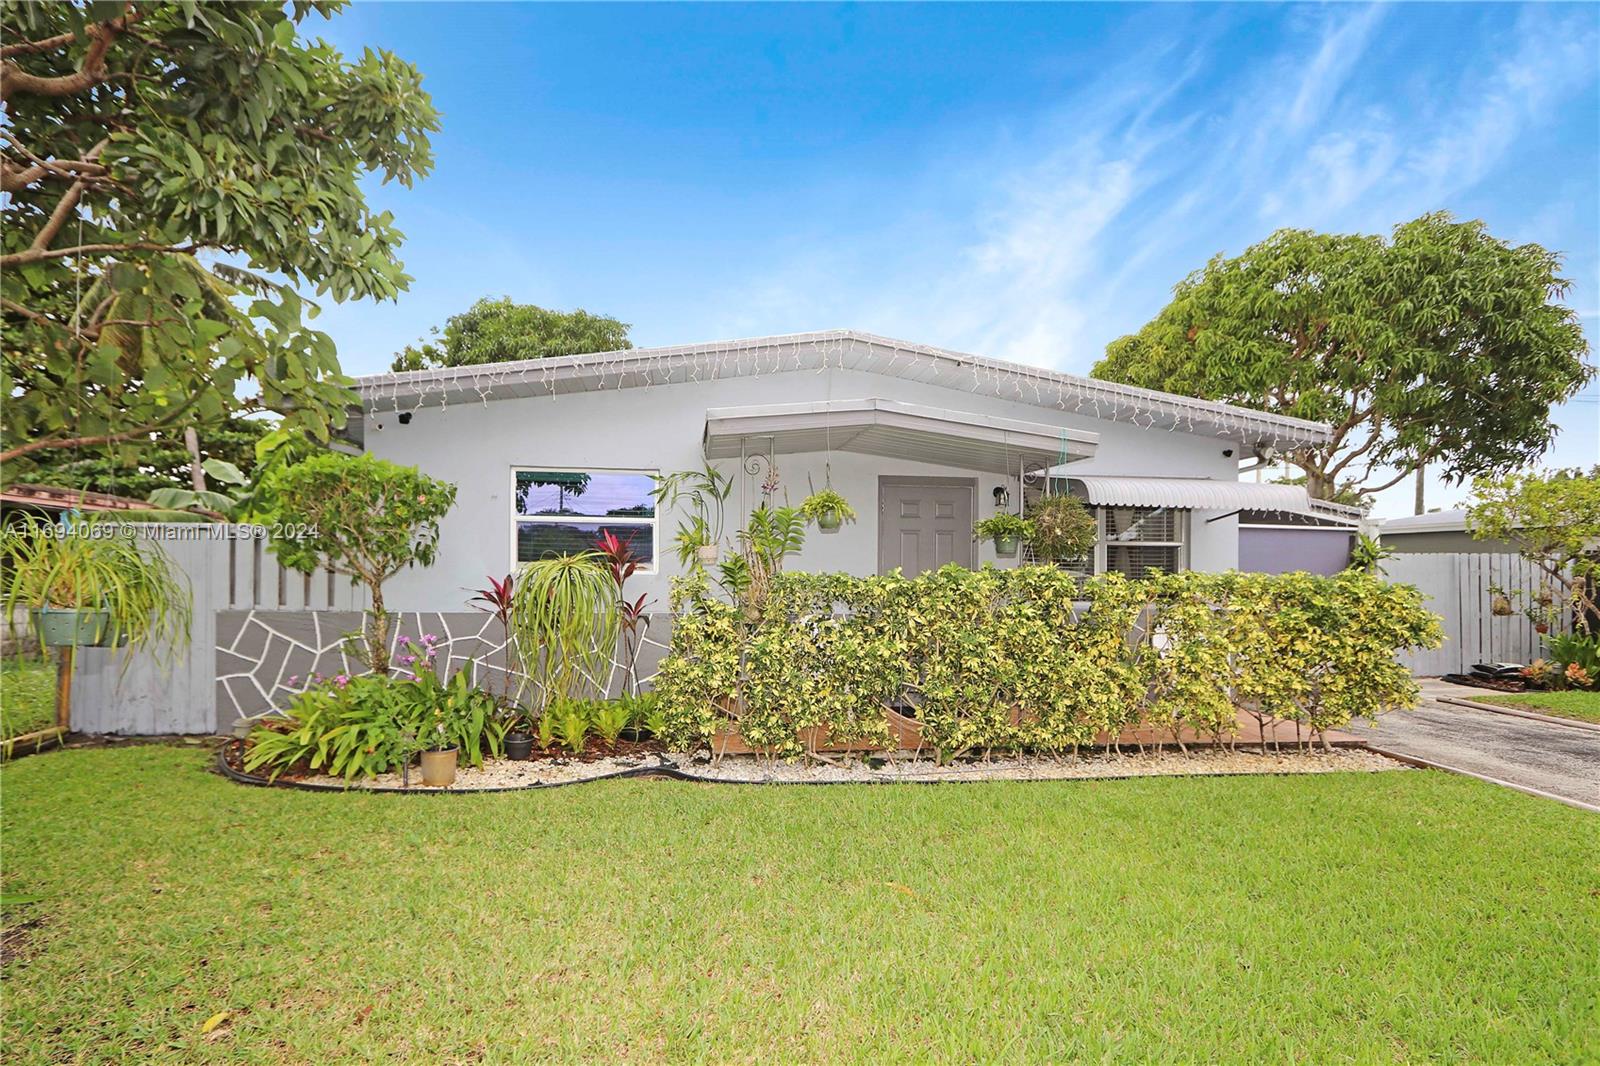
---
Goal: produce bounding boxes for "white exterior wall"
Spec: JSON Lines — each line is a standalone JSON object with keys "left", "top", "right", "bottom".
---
{"left": 365, "top": 367, "right": 1242, "bottom": 611}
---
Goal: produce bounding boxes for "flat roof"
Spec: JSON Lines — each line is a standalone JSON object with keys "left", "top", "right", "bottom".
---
{"left": 354, "top": 329, "right": 1333, "bottom": 451}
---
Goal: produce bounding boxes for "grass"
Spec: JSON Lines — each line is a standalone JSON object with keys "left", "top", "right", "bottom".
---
{"left": 1468, "top": 689, "right": 1600, "bottom": 724}
{"left": 1, "top": 656, "right": 56, "bottom": 741}
{"left": 3, "top": 747, "right": 1598, "bottom": 1064}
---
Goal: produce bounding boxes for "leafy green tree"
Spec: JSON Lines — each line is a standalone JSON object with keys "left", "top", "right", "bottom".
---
{"left": 1467, "top": 466, "right": 1600, "bottom": 636}
{"left": 270, "top": 453, "right": 457, "bottom": 673}
{"left": 0, "top": 1, "right": 439, "bottom": 466}
{"left": 1092, "top": 214, "right": 1593, "bottom": 501}
{"left": 391, "top": 297, "right": 632, "bottom": 371}
{"left": 15, "top": 415, "right": 270, "bottom": 501}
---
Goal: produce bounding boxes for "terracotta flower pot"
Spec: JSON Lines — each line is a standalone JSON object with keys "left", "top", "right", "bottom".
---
{"left": 420, "top": 748, "right": 459, "bottom": 787}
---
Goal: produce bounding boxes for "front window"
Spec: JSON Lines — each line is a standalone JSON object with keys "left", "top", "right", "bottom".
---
{"left": 1100, "top": 505, "right": 1187, "bottom": 577}
{"left": 1024, "top": 502, "right": 1188, "bottom": 577}
{"left": 512, "top": 468, "right": 657, "bottom": 571}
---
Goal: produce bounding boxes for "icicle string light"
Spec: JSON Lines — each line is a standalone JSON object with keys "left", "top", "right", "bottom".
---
{"left": 358, "top": 330, "right": 1331, "bottom": 452}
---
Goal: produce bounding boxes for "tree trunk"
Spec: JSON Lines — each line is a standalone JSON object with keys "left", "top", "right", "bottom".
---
{"left": 1413, "top": 463, "right": 1425, "bottom": 516}
{"left": 1304, "top": 467, "right": 1333, "bottom": 501}
{"left": 367, "top": 586, "right": 390, "bottom": 674}
{"left": 184, "top": 426, "right": 205, "bottom": 493}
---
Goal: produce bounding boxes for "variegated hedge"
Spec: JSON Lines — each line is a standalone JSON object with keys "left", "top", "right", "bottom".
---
{"left": 654, "top": 566, "right": 1443, "bottom": 758}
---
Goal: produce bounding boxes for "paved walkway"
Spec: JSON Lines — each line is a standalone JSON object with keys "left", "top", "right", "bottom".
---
{"left": 1346, "top": 681, "right": 1600, "bottom": 809}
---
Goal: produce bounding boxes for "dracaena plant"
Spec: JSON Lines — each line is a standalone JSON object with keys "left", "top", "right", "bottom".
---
{"left": 468, "top": 573, "right": 518, "bottom": 705}
{"left": 593, "top": 530, "right": 654, "bottom": 694}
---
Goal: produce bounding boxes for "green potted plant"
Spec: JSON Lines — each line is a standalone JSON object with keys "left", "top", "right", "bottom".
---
{"left": 1024, "top": 494, "right": 1097, "bottom": 564}
{"left": 798, "top": 488, "right": 857, "bottom": 533}
{"left": 2, "top": 517, "right": 190, "bottom": 654}
{"left": 653, "top": 464, "right": 733, "bottom": 568}
{"left": 502, "top": 707, "right": 535, "bottom": 760}
{"left": 973, "top": 513, "right": 1032, "bottom": 557}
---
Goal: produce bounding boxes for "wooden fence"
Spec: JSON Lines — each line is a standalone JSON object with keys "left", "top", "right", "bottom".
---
{"left": 70, "top": 526, "right": 363, "bottom": 735}
{"left": 1385, "top": 551, "right": 1565, "bottom": 676}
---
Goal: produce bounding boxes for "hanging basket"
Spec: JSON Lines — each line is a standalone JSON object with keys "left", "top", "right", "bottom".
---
{"left": 993, "top": 535, "right": 1019, "bottom": 557}
{"left": 817, "top": 513, "right": 842, "bottom": 533}
{"left": 1490, "top": 594, "right": 1514, "bottom": 617}
{"left": 31, "top": 607, "right": 113, "bottom": 648}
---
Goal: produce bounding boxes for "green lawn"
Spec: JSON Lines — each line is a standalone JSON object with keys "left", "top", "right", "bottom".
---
{"left": 1, "top": 656, "right": 55, "bottom": 741}
{"left": 1469, "top": 689, "right": 1600, "bottom": 724}
{"left": 3, "top": 748, "right": 1597, "bottom": 1064}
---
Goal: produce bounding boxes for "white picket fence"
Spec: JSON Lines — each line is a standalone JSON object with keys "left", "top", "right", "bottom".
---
{"left": 70, "top": 526, "right": 363, "bottom": 735}
{"left": 1386, "top": 551, "right": 1565, "bottom": 676}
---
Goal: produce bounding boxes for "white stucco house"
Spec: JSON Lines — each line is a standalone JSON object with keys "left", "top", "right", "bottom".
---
{"left": 352, "top": 330, "right": 1357, "bottom": 610}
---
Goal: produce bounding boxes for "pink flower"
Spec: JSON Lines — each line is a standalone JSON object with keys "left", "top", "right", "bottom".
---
{"left": 422, "top": 633, "right": 438, "bottom": 645}
{"left": 334, "top": 674, "right": 350, "bottom": 689}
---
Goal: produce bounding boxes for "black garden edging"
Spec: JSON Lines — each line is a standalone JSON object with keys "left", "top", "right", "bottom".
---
{"left": 216, "top": 742, "right": 682, "bottom": 794}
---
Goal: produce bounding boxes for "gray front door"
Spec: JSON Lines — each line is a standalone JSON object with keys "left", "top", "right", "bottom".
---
{"left": 878, "top": 477, "right": 975, "bottom": 576}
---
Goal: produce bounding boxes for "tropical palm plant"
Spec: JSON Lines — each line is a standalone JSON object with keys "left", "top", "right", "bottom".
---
{"left": 509, "top": 553, "right": 620, "bottom": 714}
{"left": 1, "top": 517, "right": 190, "bottom": 664}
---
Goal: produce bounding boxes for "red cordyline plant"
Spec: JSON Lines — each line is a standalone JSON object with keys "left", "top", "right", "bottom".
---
{"left": 594, "top": 530, "right": 653, "bottom": 694}
{"left": 469, "top": 574, "right": 516, "bottom": 700}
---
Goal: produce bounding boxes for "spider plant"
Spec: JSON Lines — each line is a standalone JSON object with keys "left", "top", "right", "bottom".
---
{"left": 1, "top": 517, "right": 190, "bottom": 663}
{"left": 509, "top": 553, "right": 619, "bottom": 714}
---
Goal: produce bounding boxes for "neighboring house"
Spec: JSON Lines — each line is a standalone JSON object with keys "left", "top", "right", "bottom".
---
{"left": 352, "top": 330, "right": 1351, "bottom": 610}
{"left": 1238, "top": 508, "right": 1361, "bottom": 576}
{"left": 1379, "top": 508, "right": 1518, "bottom": 554}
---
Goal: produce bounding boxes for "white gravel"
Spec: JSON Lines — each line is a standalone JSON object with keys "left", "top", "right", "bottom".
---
{"left": 670, "top": 746, "right": 1405, "bottom": 784}
{"left": 293, "top": 752, "right": 671, "bottom": 791}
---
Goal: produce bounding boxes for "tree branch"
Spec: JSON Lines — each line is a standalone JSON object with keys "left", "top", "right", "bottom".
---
{"left": 1358, "top": 463, "right": 1427, "bottom": 496}
{"left": 0, "top": 10, "right": 138, "bottom": 101}
{"left": 0, "top": 390, "right": 206, "bottom": 464}
{"left": 0, "top": 240, "right": 202, "bottom": 268}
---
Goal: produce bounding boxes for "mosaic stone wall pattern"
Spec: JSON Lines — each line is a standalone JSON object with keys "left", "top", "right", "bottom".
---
{"left": 215, "top": 610, "right": 673, "bottom": 732}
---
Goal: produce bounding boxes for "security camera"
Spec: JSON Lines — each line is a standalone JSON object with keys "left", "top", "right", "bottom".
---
{"left": 398, "top": 411, "right": 413, "bottom": 425}
{"left": 1222, "top": 448, "right": 1234, "bottom": 459}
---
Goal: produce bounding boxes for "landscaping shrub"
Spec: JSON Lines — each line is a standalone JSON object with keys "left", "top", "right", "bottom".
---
{"left": 242, "top": 643, "right": 504, "bottom": 782}
{"left": 654, "top": 566, "right": 1442, "bottom": 757}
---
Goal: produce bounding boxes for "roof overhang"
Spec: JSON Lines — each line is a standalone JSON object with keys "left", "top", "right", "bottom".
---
{"left": 1061, "top": 475, "right": 1361, "bottom": 524}
{"left": 705, "top": 398, "right": 1098, "bottom": 475}
{"left": 355, "top": 330, "right": 1333, "bottom": 452}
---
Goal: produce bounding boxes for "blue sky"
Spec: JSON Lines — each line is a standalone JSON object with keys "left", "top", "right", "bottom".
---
{"left": 309, "top": 2, "right": 1599, "bottom": 518}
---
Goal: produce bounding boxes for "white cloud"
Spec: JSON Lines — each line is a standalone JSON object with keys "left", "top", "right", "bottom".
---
{"left": 709, "top": 2, "right": 1595, "bottom": 386}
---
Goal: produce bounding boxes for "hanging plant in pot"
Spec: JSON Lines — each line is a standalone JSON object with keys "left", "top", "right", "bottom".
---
{"left": 1024, "top": 494, "right": 1098, "bottom": 566}
{"left": 653, "top": 464, "right": 734, "bottom": 571}
{"left": 973, "top": 513, "right": 1032, "bottom": 557}
{"left": 799, "top": 488, "right": 857, "bottom": 533}
{"left": 1, "top": 517, "right": 190, "bottom": 655}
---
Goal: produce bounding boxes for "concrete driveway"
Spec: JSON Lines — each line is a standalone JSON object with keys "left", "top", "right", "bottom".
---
{"left": 1348, "top": 683, "right": 1600, "bottom": 810}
